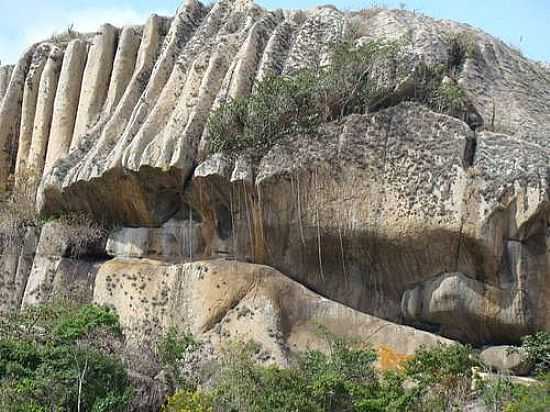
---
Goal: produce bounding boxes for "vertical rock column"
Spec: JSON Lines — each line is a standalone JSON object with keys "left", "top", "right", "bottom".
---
{"left": 14, "top": 45, "right": 51, "bottom": 180}
{"left": 104, "top": 26, "right": 142, "bottom": 114}
{"left": 27, "top": 47, "right": 64, "bottom": 184}
{"left": 44, "top": 40, "right": 88, "bottom": 172}
{"left": 71, "top": 24, "right": 118, "bottom": 149}
{"left": 0, "top": 65, "right": 14, "bottom": 103}
{"left": 0, "top": 47, "right": 34, "bottom": 190}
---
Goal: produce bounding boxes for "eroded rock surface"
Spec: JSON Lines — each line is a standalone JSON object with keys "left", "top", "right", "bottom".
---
{"left": 0, "top": 0, "right": 548, "bottom": 352}
{"left": 94, "top": 258, "right": 452, "bottom": 366}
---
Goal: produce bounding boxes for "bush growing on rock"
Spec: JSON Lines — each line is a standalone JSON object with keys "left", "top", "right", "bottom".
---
{"left": 0, "top": 169, "right": 41, "bottom": 248}
{"left": 163, "top": 337, "right": 550, "bottom": 412}
{"left": 207, "top": 70, "right": 321, "bottom": 157}
{"left": 444, "top": 31, "right": 479, "bottom": 75}
{"left": 163, "top": 389, "right": 214, "bottom": 412}
{"left": 503, "top": 373, "right": 550, "bottom": 412}
{"left": 402, "top": 343, "right": 479, "bottom": 411}
{"left": 157, "top": 327, "right": 200, "bottom": 388}
{"left": 207, "top": 34, "right": 471, "bottom": 159}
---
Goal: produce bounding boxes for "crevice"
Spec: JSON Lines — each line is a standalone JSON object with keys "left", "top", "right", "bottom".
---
{"left": 463, "top": 128, "right": 477, "bottom": 168}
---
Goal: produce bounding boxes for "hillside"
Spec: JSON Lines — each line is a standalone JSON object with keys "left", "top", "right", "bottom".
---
{"left": 0, "top": 0, "right": 548, "bottom": 410}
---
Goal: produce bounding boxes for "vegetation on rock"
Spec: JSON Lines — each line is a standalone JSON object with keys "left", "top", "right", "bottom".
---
{"left": 0, "top": 168, "right": 106, "bottom": 256}
{"left": 208, "top": 33, "right": 471, "bottom": 159}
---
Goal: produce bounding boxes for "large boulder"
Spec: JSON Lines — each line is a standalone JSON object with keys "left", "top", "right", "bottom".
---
{"left": 94, "top": 258, "right": 453, "bottom": 366}
{"left": 401, "top": 272, "right": 530, "bottom": 344}
{"left": 480, "top": 346, "right": 531, "bottom": 376}
{"left": 20, "top": 222, "right": 106, "bottom": 306}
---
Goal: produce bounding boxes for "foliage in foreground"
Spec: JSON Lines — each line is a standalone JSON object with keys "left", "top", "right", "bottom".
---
{"left": 2, "top": 302, "right": 548, "bottom": 412}
{"left": 164, "top": 332, "right": 550, "bottom": 412}
{"left": 0, "top": 303, "right": 131, "bottom": 412}
{"left": 503, "top": 373, "right": 550, "bottom": 412}
{"left": 165, "top": 339, "right": 480, "bottom": 412}
{"left": 520, "top": 331, "right": 550, "bottom": 375}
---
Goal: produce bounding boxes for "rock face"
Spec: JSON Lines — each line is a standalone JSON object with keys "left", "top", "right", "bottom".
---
{"left": 0, "top": 65, "right": 14, "bottom": 103}
{"left": 0, "top": 0, "right": 548, "bottom": 354}
{"left": 93, "top": 258, "right": 452, "bottom": 365}
{"left": 20, "top": 222, "right": 104, "bottom": 307}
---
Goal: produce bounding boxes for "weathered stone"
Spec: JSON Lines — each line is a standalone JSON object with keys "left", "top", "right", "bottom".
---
{"left": 21, "top": 255, "right": 100, "bottom": 306}
{"left": 27, "top": 46, "right": 64, "bottom": 181}
{"left": 480, "top": 346, "right": 531, "bottom": 376}
{"left": 94, "top": 258, "right": 452, "bottom": 365}
{"left": 401, "top": 272, "right": 530, "bottom": 344}
{"left": 0, "top": 65, "right": 14, "bottom": 103}
{"left": 44, "top": 39, "right": 88, "bottom": 172}
{"left": 0, "top": 227, "right": 39, "bottom": 312}
{"left": 71, "top": 24, "right": 118, "bottom": 148}
{"left": 21, "top": 222, "right": 103, "bottom": 306}
{"left": 104, "top": 26, "right": 142, "bottom": 114}
{"left": 106, "top": 215, "right": 203, "bottom": 260}
{"left": 0, "top": 46, "right": 34, "bottom": 189}
{"left": 14, "top": 45, "right": 51, "bottom": 179}
{"left": 0, "top": 1, "right": 548, "bottom": 351}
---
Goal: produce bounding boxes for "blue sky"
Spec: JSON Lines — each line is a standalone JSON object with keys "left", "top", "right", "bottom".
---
{"left": 0, "top": 0, "right": 548, "bottom": 65}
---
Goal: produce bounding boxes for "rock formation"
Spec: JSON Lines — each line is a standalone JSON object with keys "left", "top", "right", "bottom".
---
{"left": 0, "top": 0, "right": 548, "bottom": 363}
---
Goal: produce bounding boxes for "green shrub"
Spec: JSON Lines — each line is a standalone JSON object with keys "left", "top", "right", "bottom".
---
{"left": 157, "top": 327, "right": 199, "bottom": 387}
{"left": 0, "top": 303, "right": 132, "bottom": 411}
{"left": 208, "top": 35, "right": 468, "bottom": 158}
{"left": 54, "top": 304, "right": 121, "bottom": 341}
{"left": 444, "top": 32, "right": 478, "bottom": 74}
{"left": 404, "top": 343, "right": 479, "bottom": 411}
{"left": 319, "top": 37, "right": 404, "bottom": 119}
{"left": 164, "top": 339, "right": 501, "bottom": 412}
{"left": 503, "top": 373, "right": 550, "bottom": 412}
{"left": 163, "top": 389, "right": 214, "bottom": 412}
{"left": 213, "top": 338, "right": 381, "bottom": 412}
{"left": 521, "top": 332, "right": 550, "bottom": 375}
{"left": 480, "top": 376, "right": 519, "bottom": 412}
{"left": 208, "top": 70, "right": 321, "bottom": 158}
{"left": 404, "top": 343, "right": 477, "bottom": 386}
{"left": 434, "top": 81, "right": 466, "bottom": 117}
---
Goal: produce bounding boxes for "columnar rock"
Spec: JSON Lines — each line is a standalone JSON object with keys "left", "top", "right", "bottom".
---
{"left": 27, "top": 46, "right": 64, "bottom": 182}
{"left": 0, "top": 46, "right": 34, "bottom": 189}
{"left": 71, "top": 24, "right": 118, "bottom": 148}
{"left": 103, "top": 26, "right": 142, "bottom": 113}
{"left": 44, "top": 39, "right": 88, "bottom": 171}
{"left": 66, "top": 13, "right": 169, "bottom": 179}
{"left": 14, "top": 45, "right": 51, "bottom": 179}
{"left": 0, "top": 65, "right": 14, "bottom": 103}
{"left": 0, "top": 228, "right": 40, "bottom": 312}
